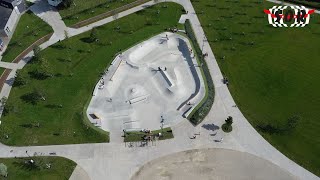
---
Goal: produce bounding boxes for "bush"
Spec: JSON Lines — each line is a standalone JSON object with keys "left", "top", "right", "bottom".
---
{"left": 185, "top": 20, "right": 215, "bottom": 125}
{"left": 0, "top": 163, "right": 8, "bottom": 177}
{"left": 225, "top": 116, "right": 233, "bottom": 125}
{"left": 31, "top": 45, "right": 42, "bottom": 64}
{"left": 1, "top": 97, "right": 13, "bottom": 116}
{"left": 89, "top": 28, "right": 98, "bottom": 42}
{"left": 13, "top": 71, "right": 26, "bottom": 87}
{"left": 222, "top": 123, "right": 232, "bottom": 133}
{"left": 62, "top": 0, "right": 73, "bottom": 8}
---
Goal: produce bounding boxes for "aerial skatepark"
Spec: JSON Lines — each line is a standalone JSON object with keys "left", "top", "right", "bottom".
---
{"left": 87, "top": 32, "right": 205, "bottom": 134}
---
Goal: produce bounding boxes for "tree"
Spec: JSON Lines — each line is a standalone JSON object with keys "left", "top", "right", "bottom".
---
{"left": 13, "top": 71, "right": 26, "bottom": 87}
{"left": 222, "top": 116, "right": 233, "bottom": 133}
{"left": 40, "top": 58, "right": 53, "bottom": 77}
{"left": 62, "top": 0, "right": 73, "bottom": 8}
{"left": 32, "top": 45, "right": 42, "bottom": 63}
{"left": 1, "top": 97, "right": 13, "bottom": 116}
{"left": 89, "top": 28, "right": 98, "bottom": 42}
{"left": 0, "top": 163, "right": 8, "bottom": 177}
{"left": 225, "top": 116, "right": 233, "bottom": 125}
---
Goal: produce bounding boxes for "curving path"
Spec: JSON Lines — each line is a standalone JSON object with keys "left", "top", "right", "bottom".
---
{"left": 0, "top": 0, "right": 318, "bottom": 180}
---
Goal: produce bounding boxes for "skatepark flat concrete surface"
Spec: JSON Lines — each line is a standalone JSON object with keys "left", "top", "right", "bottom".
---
{"left": 87, "top": 32, "right": 205, "bottom": 136}
{"left": 131, "top": 148, "right": 297, "bottom": 180}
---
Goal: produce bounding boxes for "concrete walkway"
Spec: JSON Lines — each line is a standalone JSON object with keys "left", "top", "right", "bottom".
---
{"left": 69, "top": 165, "right": 90, "bottom": 180}
{"left": 0, "top": 62, "right": 19, "bottom": 70}
{"left": 30, "top": 0, "right": 68, "bottom": 41}
{"left": 0, "top": 0, "right": 318, "bottom": 180}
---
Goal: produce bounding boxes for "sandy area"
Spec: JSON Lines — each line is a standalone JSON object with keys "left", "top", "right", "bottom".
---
{"left": 131, "top": 148, "right": 297, "bottom": 180}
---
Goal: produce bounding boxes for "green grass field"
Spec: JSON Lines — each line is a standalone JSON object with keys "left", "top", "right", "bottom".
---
{"left": 284, "top": 0, "right": 320, "bottom": 9}
{"left": 124, "top": 127, "right": 174, "bottom": 142}
{"left": 0, "top": 157, "right": 76, "bottom": 180}
{"left": 0, "top": 68, "right": 4, "bottom": 77}
{"left": 0, "top": 2, "right": 184, "bottom": 146}
{"left": 191, "top": 0, "right": 320, "bottom": 176}
{"left": 59, "top": 0, "right": 138, "bottom": 26}
{"left": 1, "top": 11, "right": 53, "bottom": 62}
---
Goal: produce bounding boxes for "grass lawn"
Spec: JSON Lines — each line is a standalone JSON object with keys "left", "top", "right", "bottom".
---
{"left": 0, "top": 68, "right": 4, "bottom": 77}
{"left": 59, "top": 0, "right": 140, "bottom": 26}
{"left": 124, "top": 127, "right": 174, "bottom": 142}
{"left": 191, "top": 0, "right": 320, "bottom": 176}
{"left": 0, "top": 2, "right": 184, "bottom": 146}
{"left": 284, "top": 0, "right": 320, "bottom": 9}
{"left": 1, "top": 11, "right": 53, "bottom": 62}
{"left": 0, "top": 156, "right": 76, "bottom": 180}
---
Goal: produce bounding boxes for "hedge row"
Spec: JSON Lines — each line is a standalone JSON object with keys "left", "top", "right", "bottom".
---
{"left": 184, "top": 20, "right": 215, "bottom": 125}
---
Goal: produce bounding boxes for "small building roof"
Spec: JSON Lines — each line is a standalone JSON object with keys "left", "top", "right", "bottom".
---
{"left": 0, "top": 5, "right": 12, "bottom": 29}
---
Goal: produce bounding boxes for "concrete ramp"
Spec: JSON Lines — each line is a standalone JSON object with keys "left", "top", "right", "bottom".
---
{"left": 129, "top": 95, "right": 149, "bottom": 104}
{"left": 159, "top": 69, "right": 174, "bottom": 87}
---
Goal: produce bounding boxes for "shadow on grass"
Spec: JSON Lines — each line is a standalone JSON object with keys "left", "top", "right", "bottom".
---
{"left": 20, "top": 91, "right": 42, "bottom": 105}
{"left": 28, "top": 70, "right": 51, "bottom": 80}
{"left": 19, "top": 123, "right": 33, "bottom": 128}
{"left": 45, "top": 104, "right": 62, "bottom": 109}
{"left": 80, "top": 37, "right": 95, "bottom": 44}
{"left": 12, "top": 160, "right": 40, "bottom": 171}
{"left": 256, "top": 115, "right": 300, "bottom": 135}
{"left": 50, "top": 44, "right": 66, "bottom": 50}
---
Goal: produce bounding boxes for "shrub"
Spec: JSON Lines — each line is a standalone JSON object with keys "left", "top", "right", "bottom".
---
{"left": 225, "top": 116, "right": 233, "bottom": 125}
{"left": 222, "top": 123, "right": 232, "bottom": 133}
{"left": 13, "top": 71, "right": 26, "bottom": 87}
{"left": 185, "top": 20, "right": 215, "bottom": 125}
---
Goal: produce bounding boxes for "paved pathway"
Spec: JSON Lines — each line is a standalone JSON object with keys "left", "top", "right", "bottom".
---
{"left": 30, "top": 0, "right": 68, "bottom": 41}
{"left": 69, "top": 165, "right": 90, "bottom": 180}
{"left": 0, "top": 0, "right": 318, "bottom": 180}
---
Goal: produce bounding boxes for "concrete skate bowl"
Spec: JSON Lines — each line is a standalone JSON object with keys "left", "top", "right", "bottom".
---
{"left": 127, "top": 35, "right": 181, "bottom": 66}
{"left": 126, "top": 33, "right": 202, "bottom": 112}
{"left": 131, "top": 148, "right": 297, "bottom": 180}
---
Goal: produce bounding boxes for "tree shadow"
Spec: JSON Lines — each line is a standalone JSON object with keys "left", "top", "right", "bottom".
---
{"left": 80, "top": 37, "right": 94, "bottom": 43}
{"left": 45, "top": 104, "right": 62, "bottom": 109}
{"left": 19, "top": 123, "right": 33, "bottom": 128}
{"left": 201, "top": 123, "right": 220, "bottom": 131}
{"left": 12, "top": 160, "right": 40, "bottom": 171}
{"left": 28, "top": 70, "right": 51, "bottom": 80}
{"left": 50, "top": 44, "right": 66, "bottom": 50}
{"left": 57, "top": 58, "right": 71, "bottom": 63}
{"left": 5, "top": 77, "right": 15, "bottom": 86}
{"left": 20, "top": 93, "right": 39, "bottom": 105}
